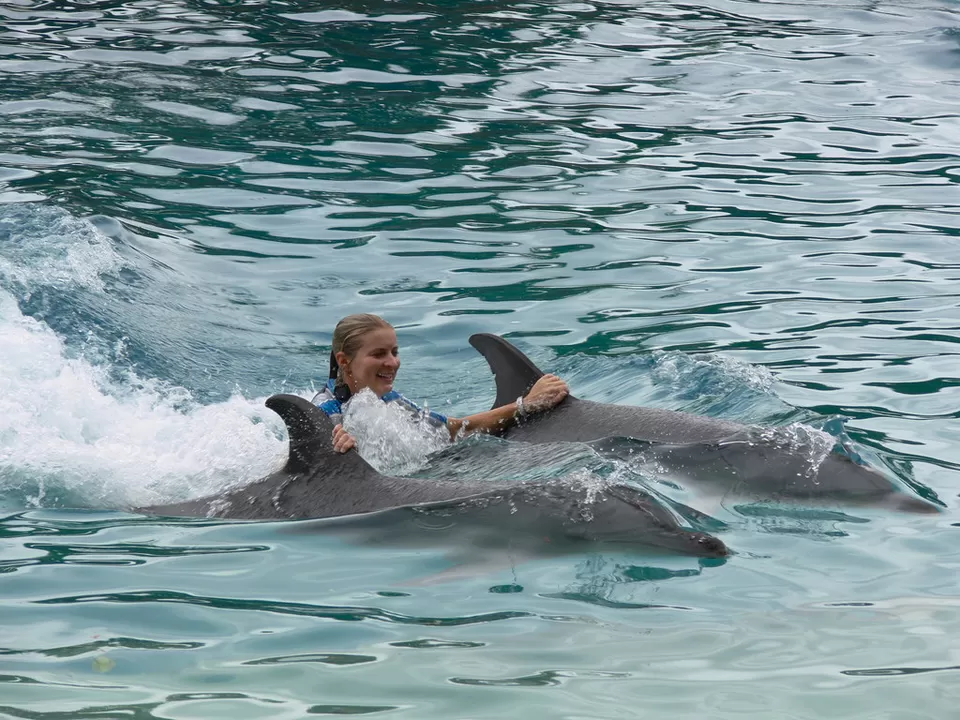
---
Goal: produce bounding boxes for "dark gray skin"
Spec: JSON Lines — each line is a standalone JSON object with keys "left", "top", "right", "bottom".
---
{"left": 139, "top": 394, "right": 728, "bottom": 559}
{"left": 469, "top": 333, "right": 941, "bottom": 514}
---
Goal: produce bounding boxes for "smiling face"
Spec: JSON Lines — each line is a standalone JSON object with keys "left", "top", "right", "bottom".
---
{"left": 337, "top": 326, "right": 400, "bottom": 398}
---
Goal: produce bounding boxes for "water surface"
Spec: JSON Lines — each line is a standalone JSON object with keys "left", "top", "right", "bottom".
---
{"left": 2, "top": 0, "right": 960, "bottom": 717}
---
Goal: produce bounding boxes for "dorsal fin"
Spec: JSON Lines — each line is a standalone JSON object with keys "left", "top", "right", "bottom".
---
{"left": 265, "top": 394, "right": 381, "bottom": 477}
{"left": 469, "top": 334, "right": 545, "bottom": 410}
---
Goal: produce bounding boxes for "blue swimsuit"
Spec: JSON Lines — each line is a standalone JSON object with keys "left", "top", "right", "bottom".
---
{"left": 312, "top": 379, "right": 448, "bottom": 428}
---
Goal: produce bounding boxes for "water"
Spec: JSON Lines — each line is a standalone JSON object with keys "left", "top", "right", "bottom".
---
{"left": 2, "top": 0, "right": 960, "bottom": 716}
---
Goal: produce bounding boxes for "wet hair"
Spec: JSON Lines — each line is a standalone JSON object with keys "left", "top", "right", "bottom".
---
{"left": 329, "top": 313, "right": 392, "bottom": 401}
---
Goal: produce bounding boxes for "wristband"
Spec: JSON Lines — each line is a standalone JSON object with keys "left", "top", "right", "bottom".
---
{"left": 515, "top": 395, "right": 528, "bottom": 418}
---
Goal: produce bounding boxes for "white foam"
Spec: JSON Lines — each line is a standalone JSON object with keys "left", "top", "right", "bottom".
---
{"left": 0, "top": 205, "right": 288, "bottom": 511}
{"left": 651, "top": 350, "right": 776, "bottom": 394}
{"left": 740, "top": 422, "right": 837, "bottom": 481}
{"left": 0, "top": 204, "right": 126, "bottom": 293}
{"left": 341, "top": 388, "right": 451, "bottom": 475}
{"left": 0, "top": 288, "right": 287, "bottom": 510}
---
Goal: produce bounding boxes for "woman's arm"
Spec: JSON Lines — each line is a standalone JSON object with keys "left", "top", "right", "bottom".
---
{"left": 447, "top": 373, "right": 569, "bottom": 439}
{"left": 331, "top": 374, "right": 569, "bottom": 451}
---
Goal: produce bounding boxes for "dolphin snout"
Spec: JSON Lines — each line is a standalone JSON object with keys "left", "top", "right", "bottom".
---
{"left": 692, "top": 532, "right": 729, "bottom": 558}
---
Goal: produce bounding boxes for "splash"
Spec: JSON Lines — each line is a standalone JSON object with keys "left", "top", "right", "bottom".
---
{"left": 0, "top": 205, "right": 288, "bottom": 511}
{"left": 341, "top": 388, "right": 452, "bottom": 475}
{"left": 651, "top": 350, "right": 776, "bottom": 394}
{"left": 422, "top": 436, "right": 606, "bottom": 485}
{"left": 737, "top": 422, "right": 837, "bottom": 482}
{"left": 0, "top": 204, "right": 125, "bottom": 294}
{"left": 552, "top": 347, "right": 789, "bottom": 424}
{"left": 558, "top": 469, "right": 610, "bottom": 522}
{"left": 0, "top": 288, "right": 287, "bottom": 510}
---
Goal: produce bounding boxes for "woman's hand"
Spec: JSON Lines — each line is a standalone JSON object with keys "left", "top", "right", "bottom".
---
{"left": 332, "top": 424, "right": 357, "bottom": 454}
{"left": 522, "top": 374, "right": 569, "bottom": 413}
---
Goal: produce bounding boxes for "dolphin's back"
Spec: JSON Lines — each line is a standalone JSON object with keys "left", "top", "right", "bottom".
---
{"left": 469, "top": 333, "right": 743, "bottom": 444}
{"left": 469, "top": 333, "right": 941, "bottom": 513}
{"left": 509, "top": 398, "right": 744, "bottom": 445}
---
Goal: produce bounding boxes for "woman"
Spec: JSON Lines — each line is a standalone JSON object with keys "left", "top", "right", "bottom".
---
{"left": 314, "top": 314, "right": 569, "bottom": 454}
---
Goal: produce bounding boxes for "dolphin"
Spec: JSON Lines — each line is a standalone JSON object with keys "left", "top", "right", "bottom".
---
{"left": 469, "top": 333, "right": 941, "bottom": 514}
{"left": 139, "top": 394, "right": 728, "bottom": 558}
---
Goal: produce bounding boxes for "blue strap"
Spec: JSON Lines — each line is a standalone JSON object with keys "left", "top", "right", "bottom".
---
{"left": 313, "top": 383, "right": 447, "bottom": 425}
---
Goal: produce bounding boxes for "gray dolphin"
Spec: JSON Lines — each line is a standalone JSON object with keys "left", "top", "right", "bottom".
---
{"left": 469, "top": 333, "right": 941, "bottom": 514}
{"left": 139, "top": 394, "right": 728, "bottom": 558}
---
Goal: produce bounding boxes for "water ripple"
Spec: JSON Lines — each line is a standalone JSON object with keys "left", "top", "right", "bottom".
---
{"left": 37, "top": 590, "right": 535, "bottom": 627}
{"left": 2, "top": 0, "right": 960, "bottom": 717}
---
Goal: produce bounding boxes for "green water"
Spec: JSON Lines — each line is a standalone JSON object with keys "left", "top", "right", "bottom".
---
{"left": 1, "top": 0, "right": 960, "bottom": 717}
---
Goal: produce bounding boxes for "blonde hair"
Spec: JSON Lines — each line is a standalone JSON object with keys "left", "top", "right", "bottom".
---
{"left": 331, "top": 313, "right": 392, "bottom": 384}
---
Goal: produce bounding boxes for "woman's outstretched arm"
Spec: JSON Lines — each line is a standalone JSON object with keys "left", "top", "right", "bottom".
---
{"left": 446, "top": 374, "right": 568, "bottom": 439}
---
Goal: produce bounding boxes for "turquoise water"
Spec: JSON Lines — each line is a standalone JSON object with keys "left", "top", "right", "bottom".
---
{"left": 2, "top": 0, "right": 960, "bottom": 716}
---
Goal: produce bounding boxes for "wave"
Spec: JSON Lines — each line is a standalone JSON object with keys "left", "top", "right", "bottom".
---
{"left": 0, "top": 204, "right": 286, "bottom": 511}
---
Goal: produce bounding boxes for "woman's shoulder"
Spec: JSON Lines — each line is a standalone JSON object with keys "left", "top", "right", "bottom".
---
{"left": 311, "top": 384, "right": 342, "bottom": 417}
